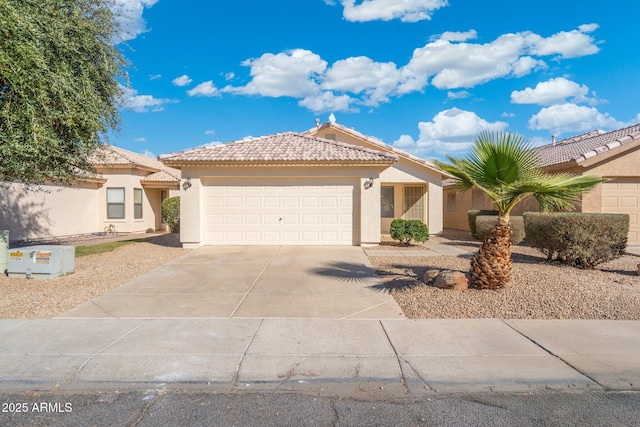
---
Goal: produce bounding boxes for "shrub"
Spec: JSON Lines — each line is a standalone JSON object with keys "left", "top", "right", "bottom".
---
{"left": 467, "top": 209, "right": 498, "bottom": 238}
{"left": 475, "top": 216, "right": 526, "bottom": 245}
{"left": 162, "top": 196, "right": 180, "bottom": 233}
{"left": 523, "top": 212, "right": 629, "bottom": 269}
{"left": 390, "top": 219, "right": 429, "bottom": 245}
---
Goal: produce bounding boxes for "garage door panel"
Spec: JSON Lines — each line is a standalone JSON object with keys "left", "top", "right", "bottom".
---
{"left": 602, "top": 181, "right": 640, "bottom": 245}
{"left": 203, "top": 178, "right": 355, "bottom": 245}
{"left": 283, "top": 196, "right": 299, "bottom": 208}
{"left": 301, "top": 197, "right": 317, "bottom": 208}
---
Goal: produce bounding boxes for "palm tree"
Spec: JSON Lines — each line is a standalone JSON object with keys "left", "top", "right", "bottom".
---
{"left": 435, "top": 131, "right": 604, "bottom": 290}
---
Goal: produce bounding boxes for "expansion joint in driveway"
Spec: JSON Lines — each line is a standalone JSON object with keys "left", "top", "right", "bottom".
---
{"left": 229, "top": 246, "right": 281, "bottom": 318}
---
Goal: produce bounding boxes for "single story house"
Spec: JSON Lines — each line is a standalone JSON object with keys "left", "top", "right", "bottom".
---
{"left": 0, "top": 145, "right": 180, "bottom": 243}
{"left": 443, "top": 123, "right": 640, "bottom": 244}
{"left": 160, "top": 123, "right": 449, "bottom": 248}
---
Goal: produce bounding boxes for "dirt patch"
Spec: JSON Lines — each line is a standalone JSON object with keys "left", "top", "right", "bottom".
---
{"left": 0, "top": 234, "right": 189, "bottom": 318}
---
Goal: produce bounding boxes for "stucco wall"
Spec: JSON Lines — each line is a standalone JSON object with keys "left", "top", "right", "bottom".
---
{"left": 0, "top": 182, "right": 100, "bottom": 241}
{"left": 313, "top": 127, "right": 445, "bottom": 235}
{"left": 98, "top": 168, "right": 158, "bottom": 234}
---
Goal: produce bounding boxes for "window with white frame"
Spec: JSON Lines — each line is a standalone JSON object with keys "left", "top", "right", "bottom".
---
{"left": 107, "top": 188, "right": 125, "bottom": 219}
{"left": 134, "top": 188, "right": 143, "bottom": 219}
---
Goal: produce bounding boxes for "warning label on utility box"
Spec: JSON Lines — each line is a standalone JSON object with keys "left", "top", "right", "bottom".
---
{"left": 9, "top": 251, "right": 23, "bottom": 262}
{"left": 35, "top": 251, "right": 51, "bottom": 264}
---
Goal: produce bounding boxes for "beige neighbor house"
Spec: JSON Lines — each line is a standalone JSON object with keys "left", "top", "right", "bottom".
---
{"left": 0, "top": 145, "right": 180, "bottom": 243}
{"left": 443, "top": 123, "right": 640, "bottom": 245}
{"left": 160, "top": 125, "right": 449, "bottom": 248}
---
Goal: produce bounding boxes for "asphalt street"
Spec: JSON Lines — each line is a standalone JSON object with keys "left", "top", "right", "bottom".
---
{"left": 1, "top": 390, "right": 639, "bottom": 427}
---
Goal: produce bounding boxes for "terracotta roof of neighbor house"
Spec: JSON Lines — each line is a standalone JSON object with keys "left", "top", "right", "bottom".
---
{"left": 90, "top": 145, "right": 180, "bottom": 183}
{"left": 159, "top": 132, "right": 398, "bottom": 167}
{"left": 304, "top": 121, "right": 450, "bottom": 177}
{"left": 534, "top": 123, "right": 640, "bottom": 167}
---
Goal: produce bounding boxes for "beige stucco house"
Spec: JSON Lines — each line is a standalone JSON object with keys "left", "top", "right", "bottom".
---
{"left": 305, "top": 120, "right": 450, "bottom": 237}
{"left": 443, "top": 123, "right": 640, "bottom": 244}
{"left": 0, "top": 145, "right": 180, "bottom": 242}
{"left": 160, "top": 125, "right": 448, "bottom": 248}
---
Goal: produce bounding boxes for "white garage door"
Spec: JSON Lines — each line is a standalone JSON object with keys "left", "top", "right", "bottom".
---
{"left": 203, "top": 177, "right": 356, "bottom": 245}
{"left": 601, "top": 181, "right": 640, "bottom": 244}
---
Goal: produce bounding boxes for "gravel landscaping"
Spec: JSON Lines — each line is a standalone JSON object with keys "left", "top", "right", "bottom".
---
{"left": 2, "top": 230, "right": 639, "bottom": 320}
{"left": 0, "top": 234, "right": 189, "bottom": 318}
{"left": 370, "top": 231, "right": 640, "bottom": 320}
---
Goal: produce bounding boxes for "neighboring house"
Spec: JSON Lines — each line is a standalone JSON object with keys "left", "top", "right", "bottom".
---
{"left": 0, "top": 145, "right": 180, "bottom": 242}
{"left": 304, "top": 120, "right": 450, "bottom": 237}
{"left": 160, "top": 126, "right": 448, "bottom": 248}
{"left": 443, "top": 123, "right": 640, "bottom": 245}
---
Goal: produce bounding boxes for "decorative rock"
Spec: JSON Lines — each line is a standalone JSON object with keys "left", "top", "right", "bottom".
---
{"left": 433, "top": 270, "right": 469, "bottom": 291}
{"left": 422, "top": 269, "right": 441, "bottom": 285}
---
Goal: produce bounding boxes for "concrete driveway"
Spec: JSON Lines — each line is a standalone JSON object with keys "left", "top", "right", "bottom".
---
{"left": 59, "top": 246, "right": 404, "bottom": 319}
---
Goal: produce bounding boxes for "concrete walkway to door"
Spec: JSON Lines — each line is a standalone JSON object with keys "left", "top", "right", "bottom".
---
{"left": 59, "top": 246, "right": 405, "bottom": 320}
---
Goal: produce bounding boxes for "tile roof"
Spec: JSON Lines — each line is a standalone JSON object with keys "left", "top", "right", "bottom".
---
{"left": 304, "top": 121, "right": 449, "bottom": 176}
{"left": 90, "top": 145, "right": 180, "bottom": 182}
{"left": 534, "top": 123, "right": 640, "bottom": 167}
{"left": 141, "top": 170, "right": 181, "bottom": 184}
{"left": 159, "top": 132, "right": 397, "bottom": 166}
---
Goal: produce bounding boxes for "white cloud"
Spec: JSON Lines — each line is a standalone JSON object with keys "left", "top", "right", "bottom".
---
{"left": 636, "top": 113, "right": 640, "bottom": 123}
{"left": 511, "top": 77, "right": 590, "bottom": 106}
{"left": 501, "top": 112, "right": 515, "bottom": 118}
{"left": 528, "top": 25, "right": 600, "bottom": 58}
{"left": 224, "top": 72, "right": 235, "bottom": 81}
{"left": 528, "top": 104, "right": 625, "bottom": 135}
{"left": 172, "top": 75, "right": 193, "bottom": 87}
{"left": 340, "top": 0, "right": 449, "bottom": 23}
{"left": 133, "top": 137, "right": 147, "bottom": 143}
{"left": 299, "top": 92, "right": 356, "bottom": 114}
{"left": 187, "top": 81, "right": 220, "bottom": 97}
{"left": 148, "top": 74, "right": 162, "bottom": 81}
{"left": 393, "top": 134, "right": 417, "bottom": 148}
{"left": 110, "top": 0, "right": 158, "bottom": 43}
{"left": 447, "top": 90, "right": 470, "bottom": 100}
{"left": 397, "top": 108, "right": 508, "bottom": 158}
{"left": 140, "top": 149, "right": 156, "bottom": 158}
{"left": 322, "top": 56, "right": 403, "bottom": 105}
{"left": 436, "top": 30, "right": 477, "bottom": 42}
{"left": 204, "top": 129, "right": 215, "bottom": 135}
{"left": 120, "top": 85, "right": 176, "bottom": 113}
{"left": 222, "top": 25, "right": 601, "bottom": 113}
{"left": 225, "top": 49, "right": 327, "bottom": 98}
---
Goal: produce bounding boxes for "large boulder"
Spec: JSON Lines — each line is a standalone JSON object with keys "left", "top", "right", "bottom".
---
{"left": 432, "top": 270, "right": 469, "bottom": 291}
{"left": 422, "top": 269, "right": 441, "bottom": 285}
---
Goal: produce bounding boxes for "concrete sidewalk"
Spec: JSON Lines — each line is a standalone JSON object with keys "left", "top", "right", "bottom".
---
{"left": 1, "top": 318, "right": 638, "bottom": 395}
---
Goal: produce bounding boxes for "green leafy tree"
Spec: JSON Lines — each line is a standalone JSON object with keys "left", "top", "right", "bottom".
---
{"left": 435, "top": 131, "right": 604, "bottom": 290}
{"left": 0, "top": 0, "right": 127, "bottom": 186}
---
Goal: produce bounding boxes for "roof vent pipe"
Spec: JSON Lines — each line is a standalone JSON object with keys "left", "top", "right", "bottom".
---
{"left": 315, "top": 118, "right": 320, "bottom": 128}
{"left": 551, "top": 135, "right": 556, "bottom": 146}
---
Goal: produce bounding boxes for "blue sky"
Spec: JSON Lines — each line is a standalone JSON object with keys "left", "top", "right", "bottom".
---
{"left": 112, "top": 0, "right": 640, "bottom": 161}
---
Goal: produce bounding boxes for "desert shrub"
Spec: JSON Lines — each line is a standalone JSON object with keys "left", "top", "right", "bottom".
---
{"left": 390, "top": 219, "right": 429, "bottom": 245}
{"left": 162, "top": 196, "right": 180, "bottom": 233}
{"left": 467, "top": 210, "right": 498, "bottom": 238}
{"left": 475, "top": 216, "right": 526, "bottom": 245}
{"left": 523, "top": 212, "right": 628, "bottom": 268}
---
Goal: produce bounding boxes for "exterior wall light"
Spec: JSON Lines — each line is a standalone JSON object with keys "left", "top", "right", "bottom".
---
{"left": 363, "top": 177, "right": 374, "bottom": 190}
{"left": 182, "top": 177, "right": 192, "bottom": 191}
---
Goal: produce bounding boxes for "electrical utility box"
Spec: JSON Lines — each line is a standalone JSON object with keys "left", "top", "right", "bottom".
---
{"left": 7, "top": 246, "right": 75, "bottom": 280}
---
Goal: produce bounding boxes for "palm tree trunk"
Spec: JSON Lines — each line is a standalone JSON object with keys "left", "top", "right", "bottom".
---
{"left": 470, "top": 217, "right": 512, "bottom": 290}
